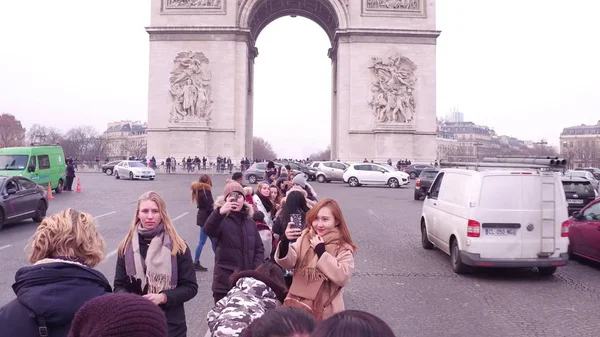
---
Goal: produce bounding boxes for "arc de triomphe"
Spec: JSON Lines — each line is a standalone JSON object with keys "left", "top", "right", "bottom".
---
{"left": 146, "top": 0, "right": 440, "bottom": 163}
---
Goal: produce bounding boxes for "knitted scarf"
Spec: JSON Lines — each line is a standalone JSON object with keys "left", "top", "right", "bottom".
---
{"left": 124, "top": 223, "right": 178, "bottom": 294}
{"left": 295, "top": 227, "right": 341, "bottom": 283}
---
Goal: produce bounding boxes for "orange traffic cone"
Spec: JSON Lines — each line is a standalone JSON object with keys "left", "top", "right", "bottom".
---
{"left": 75, "top": 178, "right": 82, "bottom": 193}
{"left": 46, "top": 182, "right": 54, "bottom": 199}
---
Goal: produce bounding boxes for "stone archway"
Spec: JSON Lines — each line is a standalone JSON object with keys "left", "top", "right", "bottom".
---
{"left": 146, "top": 0, "right": 440, "bottom": 164}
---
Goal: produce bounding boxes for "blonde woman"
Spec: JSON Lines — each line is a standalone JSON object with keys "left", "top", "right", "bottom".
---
{"left": 0, "top": 209, "right": 112, "bottom": 337}
{"left": 113, "top": 191, "right": 198, "bottom": 337}
{"left": 275, "top": 199, "right": 356, "bottom": 322}
{"left": 253, "top": 182, "right": 275, "bottom": 229}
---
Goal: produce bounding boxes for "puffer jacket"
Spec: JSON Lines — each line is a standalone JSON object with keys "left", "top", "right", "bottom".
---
{"left": 192, "top": 181, "right": 214, "bottom": 227}
{"left": 207, "top": 270, "right": 286, "bottom": 337}
{"left": 0, "top": 259, "right": 112, "bottom": 337}
{"left": 204, "top": 197, "right": 265, "bottom": 295}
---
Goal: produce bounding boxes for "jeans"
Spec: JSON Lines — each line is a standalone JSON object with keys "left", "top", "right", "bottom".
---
{"left": 194, "top": 227, "right": 216, "bottom": 263}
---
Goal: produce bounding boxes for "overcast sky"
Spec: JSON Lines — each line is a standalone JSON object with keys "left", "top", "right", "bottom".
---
{"left": 1, "top": 0, "right": 598, "bottom": 158}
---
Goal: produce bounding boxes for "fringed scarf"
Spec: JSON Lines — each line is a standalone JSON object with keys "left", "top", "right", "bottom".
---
{"left": 124, "top": 223, "right": 178, "bottom": 294}
{"left": 295, "top": 227, "right": 341, "bottom": 283}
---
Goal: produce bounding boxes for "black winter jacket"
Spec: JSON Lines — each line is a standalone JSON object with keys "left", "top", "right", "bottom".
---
{"left": 113, "top": 238, "right": 198, "bottom": 337}
{"left": 191, "top": 182, "right": 214, "bottom": 227}
{"left": 204, "top": 196, "right": 265, "bottom": 295}
{"left": 0, "top": 260, "right": 112, "bottom": 337}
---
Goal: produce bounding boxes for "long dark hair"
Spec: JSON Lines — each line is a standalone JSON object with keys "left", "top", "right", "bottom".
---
{"left": 242, "top": 307, "right": 316, "bottom": 337}
{"left": 279, "top": 190, "right": 309, "bottom": 227}
{"left": 310, "top": 310, "right": 395, "bottom": 337}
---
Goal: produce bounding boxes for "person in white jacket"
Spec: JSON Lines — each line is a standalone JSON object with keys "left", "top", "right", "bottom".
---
{"left": 253, "top": 182, "right": 275, "bottom": 229}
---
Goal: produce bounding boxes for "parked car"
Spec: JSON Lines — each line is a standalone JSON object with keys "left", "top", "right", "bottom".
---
{"left": 114, "top": 161, "right": 155, "bottom": 180}
{"left": 0, "top": 175, "right": 48, "bottom": 231}
{"left": 564, "top": 170, "right": 599, "bottom": 191}
{"left": 342, "top": 163, "right": 409, "bottom": 188}
{"left": 276, "top": 160, "right": 317, "bottom": 181}
{"left": 414, "top": 169, "right": 439, "bottom": 200}
{"left": 0, "top": 145, "right": 66, "bottom": 193}
{"left": 244, "top": 162, "right": 268, "bottom": 184}
{"left": 403, "top": 164, "right": 435, "bottom": 179}
{"left": 101, "top": 160, "right": 122, "bottom": 176}
{"left": 421, "top": 167, "right": 569, "bottom": 275}
{"left": 561, "top": 177, "right": 597, "bottom": 216}
{"left": 315, "top": 161, "right": 348, "bottom": 183}
{"left": 565, "top": 197, "right": 600, "bottom": 263}
{"left": 574, "top": 167, "right": 600, "bottom": 180}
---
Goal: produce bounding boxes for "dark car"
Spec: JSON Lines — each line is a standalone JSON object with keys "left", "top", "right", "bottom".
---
{"left": 403, "top": 164, "right": 435, "bottom": 179}
{"left": 0, "top": 175, "right": 48, "bottom": 230}
{"left": 565, "top": 197, "right": 600, "bottom": 263}
{"left": 101, "top": 160, "right": 123, "bottom": 176}
{"left": 561, "top": 177, "right": 597, "bottom": 216}
{"left": 276, "top": 161, "right": 317, "bottom": 181}
{"left": 414, "top": 169, "right": 439, "bottom": 200}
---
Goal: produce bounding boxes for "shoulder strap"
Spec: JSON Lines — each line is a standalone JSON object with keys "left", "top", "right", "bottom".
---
{"left": 17, "top": 298, "right": 49, "bottom": 337}
{"left": 322, "top": 285, "right": 342, "bottom": 309}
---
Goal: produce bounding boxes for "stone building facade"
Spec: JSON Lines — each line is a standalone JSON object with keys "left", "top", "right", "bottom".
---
{"left": 560, "top": 121, "right": 600, "bottom": 168}
{"left": 103, "top": 121, "right": 148, "bottom": 160}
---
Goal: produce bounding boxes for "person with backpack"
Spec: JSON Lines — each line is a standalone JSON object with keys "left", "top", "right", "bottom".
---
{"left": 275, "top": 199, "right": 357, "bottom": 322}
{"left": 207, "top": 262, "right": 287, "bottom": 337}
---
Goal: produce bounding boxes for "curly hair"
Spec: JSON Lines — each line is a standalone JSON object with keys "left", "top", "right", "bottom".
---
{"left": 28, "top": 208, "right": 105, "bottom": 267}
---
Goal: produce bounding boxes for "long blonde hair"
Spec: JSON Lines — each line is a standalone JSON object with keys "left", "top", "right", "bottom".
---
{"left": 118, "top": 191, "right": 186, "bottom": 257}
{"left": 28, "top": 208, "right": 105, "bottom": 267}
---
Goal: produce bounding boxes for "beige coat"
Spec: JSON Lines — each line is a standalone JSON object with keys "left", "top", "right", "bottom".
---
{"left": 274, "top": 233, "right": 354, "bottom": 320}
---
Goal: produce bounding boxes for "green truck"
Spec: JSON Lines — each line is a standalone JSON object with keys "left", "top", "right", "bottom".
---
{"left": 0, "top": 145, "right": 67, "bottom": 193}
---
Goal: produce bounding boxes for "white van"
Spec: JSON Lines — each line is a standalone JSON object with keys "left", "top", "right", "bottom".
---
{"left": 420, "top": 162, "right": 570, "bottom": 275}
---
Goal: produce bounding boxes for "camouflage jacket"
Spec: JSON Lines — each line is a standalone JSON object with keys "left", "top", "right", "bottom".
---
{"left": 207, "top": 272, "right": 286, "bottom": 337}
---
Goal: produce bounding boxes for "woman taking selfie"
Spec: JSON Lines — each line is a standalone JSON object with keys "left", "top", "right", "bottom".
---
{"left": 114, "top": 191, "right": 198, "bottom": 337}
{"left": 204, "top": 180, "right": 265, "bottom": 304}
{"left": 275, "top": 198, "right": 356, "bottom": 322}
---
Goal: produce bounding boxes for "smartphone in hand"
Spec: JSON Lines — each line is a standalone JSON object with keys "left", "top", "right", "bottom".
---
{"left": 290, "top": 213, "right": 303, "bottom": 230}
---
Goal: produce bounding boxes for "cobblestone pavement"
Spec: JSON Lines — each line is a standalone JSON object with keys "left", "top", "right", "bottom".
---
{"left": 1, "top": 172, "right": 599, "bottom": 336}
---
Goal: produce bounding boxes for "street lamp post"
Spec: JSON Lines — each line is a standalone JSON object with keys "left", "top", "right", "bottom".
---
{"left": 535, "top": 140, "right": 548, "bottom": 156}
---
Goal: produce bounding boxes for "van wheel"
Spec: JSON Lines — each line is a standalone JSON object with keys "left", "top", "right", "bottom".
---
{"left": 0, "top": 208, "right": 5, "bottom": 231}
{"left": 538, "top": 267, "right": 557, "bottom": 276}
{"left": 450, "top": 239, "right": 469, "bottom": 274}
{"left": 54, "top": 180, "right": 63, "bottom": 194}
{"left": 421, "top": 222, "right": 434, "bottom": 250}
{"left": 388, "top": 178, "right": 399, "bottom": 188}
{"left": 317, "top": 175, "right": 326, "bottom": 183}
{"left": 32, "top": 200, "right": 47, "bottom": 222}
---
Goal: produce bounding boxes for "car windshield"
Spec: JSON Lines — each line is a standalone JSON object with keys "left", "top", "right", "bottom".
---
{"left": 421, "top": 171, "right": 439, "bottom": 179}
{"left": 0, "top": 155, "right": 29, "bottom": 170}
{"left": 562, "top": 181, "right": 594, "bottom": 194}
{"left": 129, "top": 162, "right": 146, "bottom": 168}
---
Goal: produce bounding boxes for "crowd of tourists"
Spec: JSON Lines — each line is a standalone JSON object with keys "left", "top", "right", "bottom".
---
{"left": 0, "top": 161, "right": 396, "bottom": 337}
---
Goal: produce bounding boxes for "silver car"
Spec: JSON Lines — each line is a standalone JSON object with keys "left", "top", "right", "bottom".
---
{"left": 315, "top": 161, "right": 348, "bottom": 183}
{"left": 114, "top": 160, "right": 156, "bottom": 180}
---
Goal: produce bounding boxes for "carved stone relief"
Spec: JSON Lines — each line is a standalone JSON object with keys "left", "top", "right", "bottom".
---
{"left": 169, "top": 51, "right": 213, "bottom": 124}
{"left": 367, "top": 52, "right": 417, "bottom": 124}
{"left": 165, "top": 0, "right": 222, "bottom": 8}
{"left": 366, "top": 0, "right": 419, "bottom": 10}
{"left": 362, "top": 0, "right": 425, "bottom": 17}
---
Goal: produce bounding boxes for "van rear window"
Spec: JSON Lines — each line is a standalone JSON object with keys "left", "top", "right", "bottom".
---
{"left": 0, "top": 155, "right": 28, "bottom": 170}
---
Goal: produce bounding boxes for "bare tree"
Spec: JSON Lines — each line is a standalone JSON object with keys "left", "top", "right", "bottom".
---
{"left": 120, "top": 138, "right": 147, "bottom": 159}
{"left": 253, "top": 137, "right": 277, "bottom": 160}
{"left": 0, "top": 114, "right": 26, "bottom": 148}
{"left": 309, "top": 146, "right": 331, "bottom": 161}
{"left": 26, "top": 124, "right": 63, "bottom": 145}
{"left": 61, "top": 126, "right": 101, "bottom": 160}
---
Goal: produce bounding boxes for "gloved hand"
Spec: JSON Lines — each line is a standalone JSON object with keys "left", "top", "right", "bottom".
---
{"left": 123, "top": 276, "right": 148, "bottom": 295}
